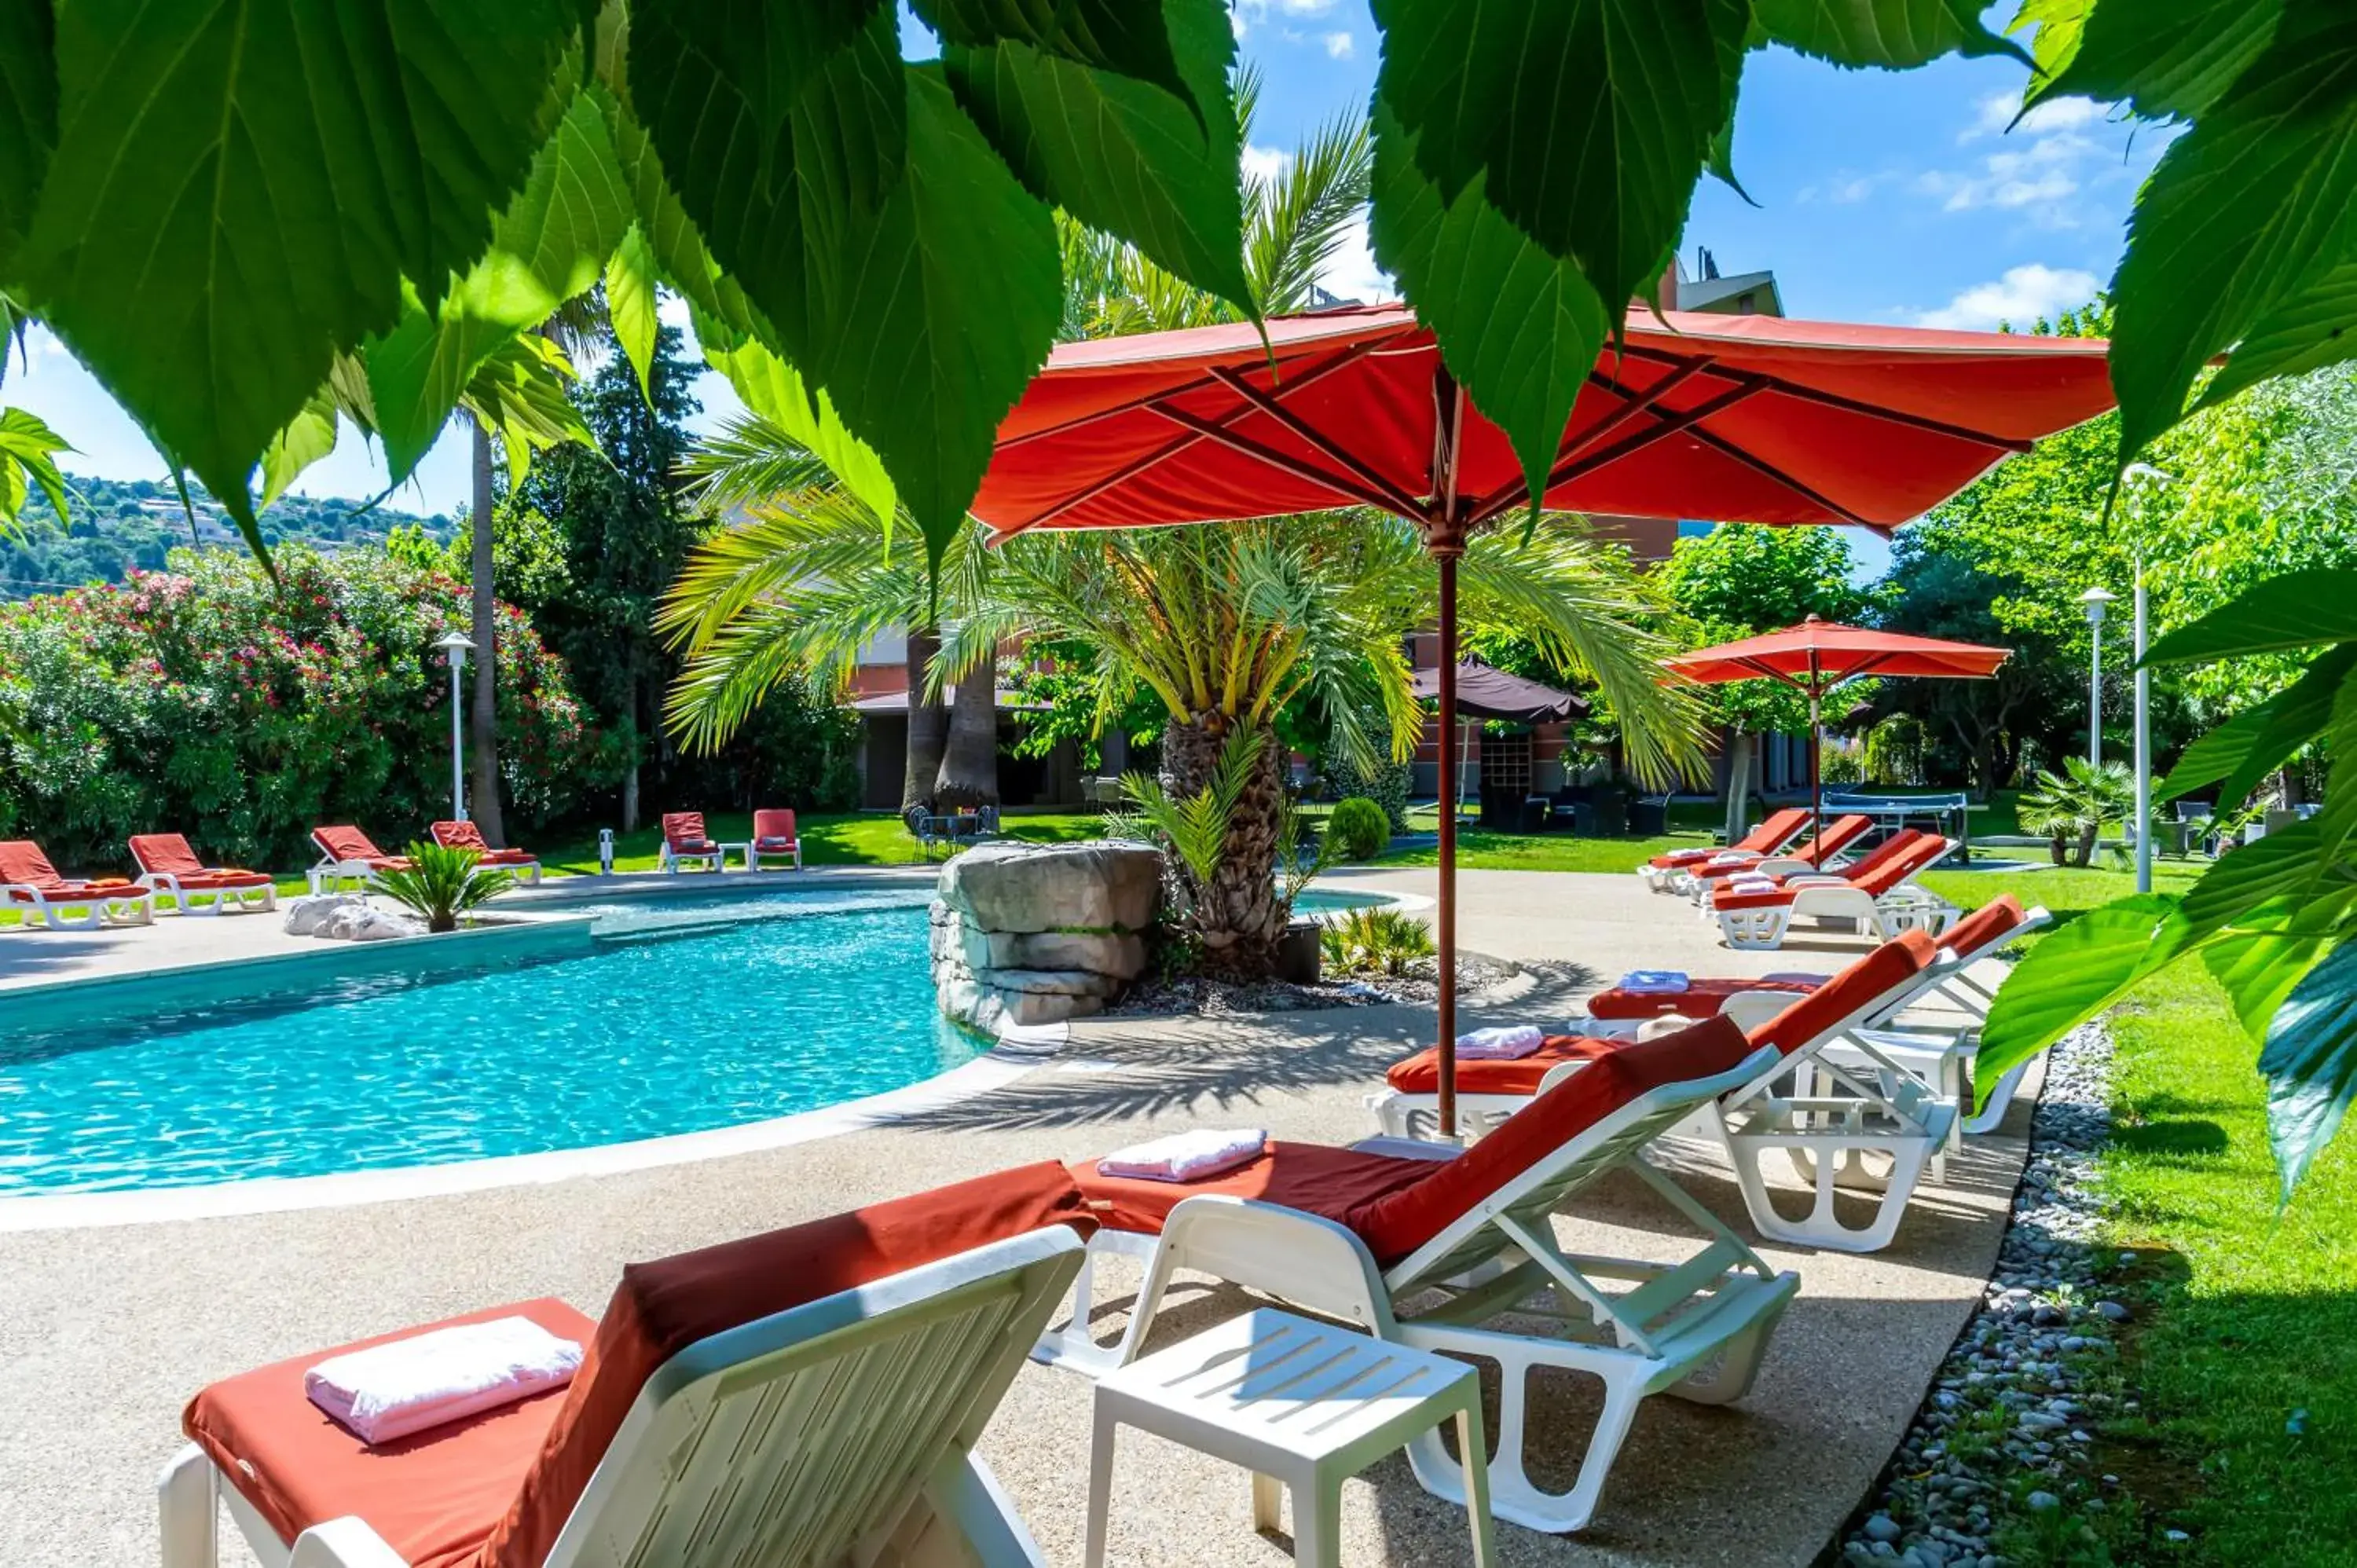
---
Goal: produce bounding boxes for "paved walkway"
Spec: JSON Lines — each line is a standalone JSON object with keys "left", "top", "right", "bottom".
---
{"left": 0, "top": 868, "right": 2031, "bottom": 1566}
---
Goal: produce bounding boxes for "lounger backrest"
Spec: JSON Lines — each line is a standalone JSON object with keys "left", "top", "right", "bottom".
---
{"left": 752, "top": 808, "right": 797, "bottom": 843}
{"left": 1783, "top": 813, "right": 1871, "bottom": 866}
{"left": 127, "top": 833, "right": 204, "bottom": 876}
{"left": 1856, "top": 833, "right": 1952, "bottom": 895}
{"left": 0, "top": 840, "right": 61, "bottom": 887}
{"left": 1363, "top": 1020, "right": 1764, "bottom": 1290}
{"left": 1939, "top": 893, "right": 2029, "bottom": 961}
{"left": 311, "top": 825, "right": 383, "bottom": 863}
{"left": 1746, "top": 930, "right": 1940, "bottom": 1057}
{"left": 432, "top": 819, "right": 490, "bottom": 852}
{"left": 1825, "top": 829, "right": 1922, "bottom": 886}
{"left": 480, "top": 1162, "right": 1092, "bottom": 1568}
{"left": 1736, "top": 806, "right": 1809, "bottom": 855}
{"left": 662, "top": 811, "right": 707, "bottom": 848}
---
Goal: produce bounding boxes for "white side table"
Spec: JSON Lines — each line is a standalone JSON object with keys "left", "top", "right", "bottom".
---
{"left": 713, "top": 840, "right": 751, "bottom": 872}
{"left": 1086, "top": 1307, "right": 1496, "bottom": 1568}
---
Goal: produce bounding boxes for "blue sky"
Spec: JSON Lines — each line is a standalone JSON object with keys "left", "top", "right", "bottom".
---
{"left": 7, "top": 4, "right": 2162, "bottom": 571}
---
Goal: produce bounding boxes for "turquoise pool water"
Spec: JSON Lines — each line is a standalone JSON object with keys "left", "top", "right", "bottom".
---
{"left": 0, "top": 885, "right": 1386, "bottom": 1196}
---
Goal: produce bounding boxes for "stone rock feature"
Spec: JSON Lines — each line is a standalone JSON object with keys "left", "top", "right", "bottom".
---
{"left": 283, "top": 893, "right": 425, "bottom": 941}
{"left": 933, "top": 841, "right": 1162, "bottom": 1034}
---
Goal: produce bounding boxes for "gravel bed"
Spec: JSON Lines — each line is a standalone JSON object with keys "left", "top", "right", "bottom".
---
{"left": 1109, "top": 952, "right": 1518, "bottom": 1017}
{"left": 1838, "top": 1020, "right": 2143, "bottom": 1568}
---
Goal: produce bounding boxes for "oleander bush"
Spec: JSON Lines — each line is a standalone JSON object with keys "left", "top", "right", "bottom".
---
{"left": 0, "top": 546, "right": 587, "bottom": 874}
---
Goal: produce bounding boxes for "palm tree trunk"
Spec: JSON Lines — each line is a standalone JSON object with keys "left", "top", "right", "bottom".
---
{"left": 1721, "top": 729, "right": 1754, "bottom": 845}
{"left": 936, "top": 662, "right": 1001, "bottom": 808}
{"left": 467, "top": 416, "right": 506, "bottom": 845}
{"left": 1164, "top": 715, "right": 1285, "bottom": 976}
{"left": 904, "top": 628, "right": 949, "bottom": 814}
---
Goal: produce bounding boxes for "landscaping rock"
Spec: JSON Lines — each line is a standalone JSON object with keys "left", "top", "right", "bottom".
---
{"left": 282, "top": 892, "right": 363, "bottom": 936}
{"left": 958, "top": 926, "right": 1148, "bottom": 980}
{"left": 937, "top": 841, "right": 1161, "bottom": 934}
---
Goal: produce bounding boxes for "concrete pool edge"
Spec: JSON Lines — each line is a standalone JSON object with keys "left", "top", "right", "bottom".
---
{"left": 0, "top": 1048, "right": 1044, "bottom": 1232}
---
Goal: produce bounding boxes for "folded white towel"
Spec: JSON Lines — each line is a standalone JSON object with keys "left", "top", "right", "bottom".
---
{"left": 1762, "top": 971, "right": 1831, "bottom": 987}
{"left": 1728, "top": 875, "right": 1780, "bottom": 893}
{"left": 1705, "top": 850, "right": 1757, "bottom": 866}
{"left": 306, "top": 1317, "right": 583, "bottom": 1445}
{"left": 1616, "top": 970, "right": 1690, "bottom": 994}
{"left": 1098, "top": 1128, "right": 1268, "bottom": 1183}
{"left": 1457, "top": 1024, "right": 1545, "bottom": 1059}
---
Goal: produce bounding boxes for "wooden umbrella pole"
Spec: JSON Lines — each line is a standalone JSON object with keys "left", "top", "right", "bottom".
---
{"left": 1436, "top": 550, "right": 1460, "bottom": 1138}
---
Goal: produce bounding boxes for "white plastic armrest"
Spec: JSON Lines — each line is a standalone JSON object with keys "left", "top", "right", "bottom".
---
{"left": 288, "top": 1517, "right": 410, "bottom": 1568}
{"left": 1157, "top": 1196, "right": 1396, "bottom": 1336}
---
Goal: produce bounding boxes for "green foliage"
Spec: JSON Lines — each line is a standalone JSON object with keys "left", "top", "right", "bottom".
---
{"left": 1655, "top": 522, "right": 1864, "bottom": 735}
{"left": 0, "top": 544, "right": 586, "bottom": 872}
{"left": 0, "top": 404, "right": 67, "bottom": 536}
{"left": 2018, "top": 756, "right": 2133, "bottom": 866}
{"left": 1319, "top": 741, "right": 1415, "bottom": 831}
{"left": 373, "top": 841, "right": 515, "bottom": 934}
{"left": 1326, "top": 797, "right": 1391, "bottom": 861}
{"left": 1123, "top": 720, "right": 1261, "bottom": 890}
{"left": 1318, "top": 904, "right": 1435, "bottom": 978}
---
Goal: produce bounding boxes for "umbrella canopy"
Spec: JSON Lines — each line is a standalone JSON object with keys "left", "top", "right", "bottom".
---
{"left": 1666, "top": 616, "right": 2011, "bottom": 838}
{"left": 1410, "top": 655, "right": 1589, "bottom": 724}
{"left": 973, "top": 306, "right": 2110, "bottom": 1137}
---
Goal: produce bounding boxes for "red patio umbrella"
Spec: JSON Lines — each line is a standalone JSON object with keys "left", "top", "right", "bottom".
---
{"left": 972, "top": 304, "right": 2112, "bottom": 1135}
{"left": 1666, "top": 616, "right": 2012, "bottom": 844}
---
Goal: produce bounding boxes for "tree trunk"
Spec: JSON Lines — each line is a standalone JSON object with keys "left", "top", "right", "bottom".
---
{"left": 1721, "top": 730, "right": 1754, "bottom": 845}
{"left": 2073, "top": 822, "right": 2099, "bottom": 867}
{"left": 903, "top": 628, "right": 949, "bottom": 815}
{"left": 934, "top": 660, "right": 1001, "bottom": 808}
{"left": 619, "top": 668, "right": 641, "bottom": 832}
{"left": 467, "top": 418, "right": 506, "bottom": 845}
{"left": 1164, "top": 714, "right": 1285, "bottom": 977}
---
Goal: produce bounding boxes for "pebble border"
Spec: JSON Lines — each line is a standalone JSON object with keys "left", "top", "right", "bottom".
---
{"left": 1837, "top": 1020, "right": 2152, "bottom": 1567}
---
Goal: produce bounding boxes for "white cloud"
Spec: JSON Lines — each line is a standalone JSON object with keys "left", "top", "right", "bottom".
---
{"left": 1914, "top": 264, "right": 2102, "bottom": 331}
{"left": 1231, "top": 0, "right": 1337, "bottom": 38}
{"left": 1241, "top": 143, "right": 1291, "bottom": 185}
{"left": 1316, "top": 214, "right": 1397, "bottom": 306}
{"left": 1963, "top": 89, "right": 2106, "bottom": 142}
{"left": 1919, "top": 123, "right": 2102, "bottom": 224}
{"left": 1322, "top": 29, "right": 1354, "bottom": 58}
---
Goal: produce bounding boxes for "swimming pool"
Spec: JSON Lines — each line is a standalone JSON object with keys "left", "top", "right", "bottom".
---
{"left": 0, "top": 884, "right": 1386, "bottom": 1196}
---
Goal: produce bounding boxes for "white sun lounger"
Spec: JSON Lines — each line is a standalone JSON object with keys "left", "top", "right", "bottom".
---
{"left": 1045, "top": 1028, "right": 1801, "bottom": 1534}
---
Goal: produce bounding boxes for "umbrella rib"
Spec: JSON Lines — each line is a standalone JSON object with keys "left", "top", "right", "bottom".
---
{"left": 1615, "top": 340, "right": 2036, "bottom": 453}
{"left": 1582, "top": 367, "right": 1874, "bottom": 525}
{"left": 992, "top": 333, "right": 1410, "bottom": 452}
{"left": 1205, "top": 365, "right": 1435, "bottom": 519}
{"left": 1464, "top": 358, "right": 1711, "bottom": 526}
{"left": 1501, "top": 376, "right": 1772, "bottom": 507}
{"left": 1146, "top": 403, "right": 1424, "bottom": 515}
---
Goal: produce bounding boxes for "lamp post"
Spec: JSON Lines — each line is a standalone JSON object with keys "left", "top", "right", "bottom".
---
{"left": 2079, "top": 586, "right": 2116, "bottom": 769}
{"left": 2120, "top": 463, "right": 2174, "bottom": 895}
{"left": 434, "top": 631, "right": 475, "bottom": 822}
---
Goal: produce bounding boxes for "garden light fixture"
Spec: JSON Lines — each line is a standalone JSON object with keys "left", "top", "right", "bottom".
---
{"left": 434, "top": 631, "right": 475, "bottom": 822}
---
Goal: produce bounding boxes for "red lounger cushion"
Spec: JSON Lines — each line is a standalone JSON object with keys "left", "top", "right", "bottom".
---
{"left": 1585, "top": 974, "right": 1822, "bottom": 1021}
{"left": 1384, "top": 1033, "right": 1621, "bottom": 1096}
{"left": 475, "top": 1161, "right": 1091, "bottom": 1568}
{"left": 661, "top": 811, "right": 713, "bottom": 852}
{"left": 172, "top": 869, "right": 275, "bottom": 890}
{"left": 7, "top": 881, "right": 144, "bottom": 903}
{"left": 1713, "top": 884, "right": 1810, "bottom": 912}
{"left": 313, "top": 826, "right": 392, "bottom": 863}
{"left": 1083, "top": 1020, "right": 1755, "bottom": 1268}
{"left": 129, "top": 833, "right": 207, "bottom": 877}
{"left": 1648, "top": 809, "right": 1807, "bottom": 869}
{"left": 183, "top": 1297, "right": 593, "bottom": 1568}
{"left": 1745, "top": 931, "right": 1938, "bottom": 1057}
{"left": 1941, "top": 894, "right": 2025, "bottom": 957}
{"left": 429, "top": 824, "right": 532, "bottom": 865}
{"left": 751, "top": 809, "right": 797, "bottom": 847}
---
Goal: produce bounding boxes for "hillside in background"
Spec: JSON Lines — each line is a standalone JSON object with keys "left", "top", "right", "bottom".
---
{"left": 2, "top": 475, "right": 455, "bottom": 597}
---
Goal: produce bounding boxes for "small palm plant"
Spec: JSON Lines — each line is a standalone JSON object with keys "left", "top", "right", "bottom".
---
{"left": 2018, "top": 757, "right": 2135, "bottom": 867}
{"left": 1318, "top": 906, "right": 1437, "bottom": 978}
{"left": 1123, "top": 721, "right": 1266, "bottom": 970}
{"left": 374, "top": 841, "right": 515, "bottom": 933}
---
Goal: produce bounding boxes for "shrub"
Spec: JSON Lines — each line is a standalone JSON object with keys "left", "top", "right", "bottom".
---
{"left": 1321, "top": 750, "right": 1413, "bottom": 830}
{"left": 374, "top": 841, "right": 515, "bottom": 932}
{"left": 1327, "top": 797, "right": 1391, "bottom": 860}
{"left": 0, "top": 544, "right": 588, "bottom": 872}
{"left": 1318, "top": 905, "right": 1435, "bottom": 977}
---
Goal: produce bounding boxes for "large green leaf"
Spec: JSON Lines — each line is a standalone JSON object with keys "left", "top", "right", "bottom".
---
{"left": 256, "top": 387, "right": 340, "bottom": 510}
{"left": 1976, "top": 896, "right": 2192, "bottom": 1109}
{"left": 915, "top": 0, "right": 1196, "bottom": 114}
{"left": 15, "top": 0, "right": 585, "bottom": 553}
{"left": 0, "top": 403, "right": 71, "bottom": 534}
{"left": 0, "top": 0, "right": 53, "bottom": 272}
{"left": 603, "top": 223, "right": 662, "bottom": 402}
{"left": 2158, "top": 642, "right": 2357, "bottom": 806}
{"left": 944, "top": 0, "right": 1250, "bottom": 317}
{"left": 462, "top": 332, "right": 596, "bottom": 489}
{"left": 601, "top": 89, "right": 764, "bottom": 341}
{"left": 2192, "top": 256, "right": 2357, "bottom": 415}
{"left": 2107, "top": 11, "right": 2357, "bottom": 466}
{"left": 1753, "top": 0, "right": 2024, "bottom": 69}
{"left": 2205, "top": 900, "right": 2349, "bottom": 1040}
{"left": 2260, "top": 939, "right": 2357, "bottom": 1200}
{"left": 2183, "top": 818, "right": 2330, "bottom": 940}
{"left": 2007, "top": 0, "right": 2091, "bottom": 85}
{"left": 2036, "top": 0, "right": 2278, "bottom": 123}
{"left": 1369, "top": 95, "right": 1611, "bottom": 522}
{"left": 2142, "top": 570, "right": 2357, "bottom": 665}
{"left": 692, "top": 302, "right": 899, "bottom": 530}
{"left": 1371, "top": 0, "right": 1750, "bottom": 313}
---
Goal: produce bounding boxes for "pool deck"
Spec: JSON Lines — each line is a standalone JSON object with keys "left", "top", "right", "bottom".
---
{"left": 0, "top": 866, "right": 2034, "bottom": 1566}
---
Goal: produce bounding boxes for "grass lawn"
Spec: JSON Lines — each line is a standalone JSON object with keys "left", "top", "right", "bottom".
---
{"left": 525, "top": 808, "right": 1110, "bottom": 875}
{"left": 1922, "top": 861, "right": 2357, "bottom": 1564}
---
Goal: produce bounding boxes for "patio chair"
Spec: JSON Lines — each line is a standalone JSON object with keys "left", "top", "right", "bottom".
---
{"left": 1675, "top": 812, "right": 1873, "bottom": 895}
{"left": 748, "top": 807, "right": 803, "bottom": 870}
{"left": 1711, "top": 831, "right": 1958, "bottom": 950}
{"left": 657, "top": 811, "right": 724, "bottom": 874}
{"left": 1638, "top": 806, "right": 1808, "bottom": 892}
{"left": 0, "top": 839, "right": 154, "bottom": 929}
{"left": 1686, "top": 828, "right": 1930, "bottom": 913}
{"left": 127, "top": 833, "right": 277, "bottom": 917}
{"left": 1373, "top": 933, "right": 1964, "bottom": 1253}
{"left": 1040, "top": 1020, "right": 1800, "bottom": 1534}
{"left": 428, "top": 821, "right": 544, "bottom": 885}
{"left": 161, "top": 1163, "right": 1091, "bottom": 1568}
{"left": 306, "top": 826, "right": 413, "bottom": 895}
